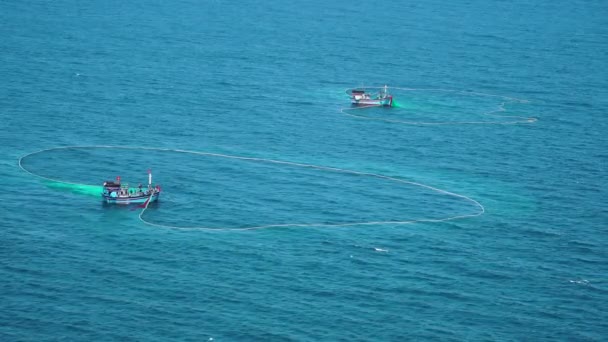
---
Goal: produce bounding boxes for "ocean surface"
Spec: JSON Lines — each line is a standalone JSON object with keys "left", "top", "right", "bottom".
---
{"left": 1, "top": 0, "right": 607, "bottom": 340}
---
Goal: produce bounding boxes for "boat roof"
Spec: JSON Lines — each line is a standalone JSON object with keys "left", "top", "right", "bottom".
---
{"left": 351, "top": 89, "right": 366, "bottom": 94}
{"left": 103, "top": 181, "right": 120, "bottom": 187}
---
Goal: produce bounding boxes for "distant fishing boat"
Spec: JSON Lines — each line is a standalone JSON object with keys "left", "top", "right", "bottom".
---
{"left": 348, "top": 85, "right": 393, "bottom": 107}
{"left": 101, "top": 170, "right": 161, "bottom": 205}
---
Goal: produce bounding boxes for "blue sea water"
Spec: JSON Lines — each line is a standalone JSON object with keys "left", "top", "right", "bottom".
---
{"left": 1, "top": 0, "right": 607, "bottom": 340}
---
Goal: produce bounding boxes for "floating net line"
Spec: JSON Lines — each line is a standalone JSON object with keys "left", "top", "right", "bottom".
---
{"left": 18, "top": 146, "right": 485, "bottom": 231}
{"left": 341, "top": 87, "right": 537, "bottom": 125}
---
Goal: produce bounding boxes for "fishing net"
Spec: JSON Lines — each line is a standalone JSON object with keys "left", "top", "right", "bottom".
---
{"left": 341, "top": 87, "right": 536, "bottom": 125}
{"left": 19, "top": 146, "right": 483, "bottom": 231}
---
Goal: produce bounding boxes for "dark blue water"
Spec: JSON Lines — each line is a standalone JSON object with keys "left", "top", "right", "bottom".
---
{"left": 2, "top": 0, "right": 607, "bottom": 340}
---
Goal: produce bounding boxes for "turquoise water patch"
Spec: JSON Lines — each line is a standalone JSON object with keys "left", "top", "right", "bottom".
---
{"left": 43, "top": 180, "right": 104, "bottom": 197}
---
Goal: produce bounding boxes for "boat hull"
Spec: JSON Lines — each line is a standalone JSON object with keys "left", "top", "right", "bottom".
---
{"left": 101, "top": 192, "right": 160, "bottom": 205}
{"left": 351, "top": 97, "right": 393, "bottom": 107}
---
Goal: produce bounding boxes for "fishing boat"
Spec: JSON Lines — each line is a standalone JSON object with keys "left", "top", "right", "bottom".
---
{"left": 101, "top": 171, "right": 161, "bottom": 205}
{"left": 348, "top": 85, "right": 393, "bottom": 107}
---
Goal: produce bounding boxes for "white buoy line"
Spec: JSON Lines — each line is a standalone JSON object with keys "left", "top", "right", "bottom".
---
{"left": 18, "top": 145, "right": 485, "bottom": 231}
{"left": 341, "top": 87, "right": 537, "bottom": 125}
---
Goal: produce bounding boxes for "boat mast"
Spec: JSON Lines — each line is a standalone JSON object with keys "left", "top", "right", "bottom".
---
{"left": 148, "top": 169, "right": 152, "bottom": 189}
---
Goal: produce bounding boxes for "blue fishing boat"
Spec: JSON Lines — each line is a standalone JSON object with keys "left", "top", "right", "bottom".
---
{"left": 348, "top": 85, "right": 393, "bottom": 107}
{"left": 101, "top": 171, "right": 161, "bottom": 205}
